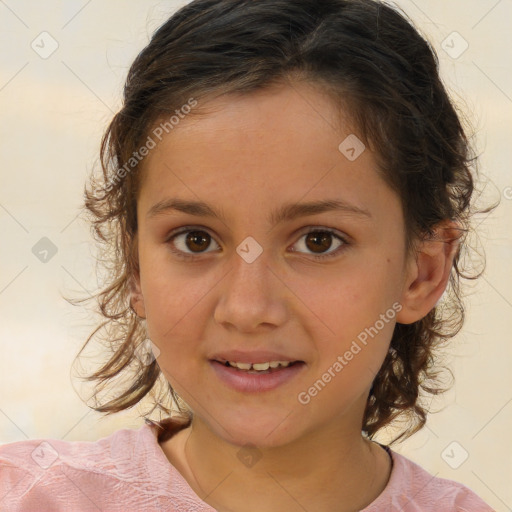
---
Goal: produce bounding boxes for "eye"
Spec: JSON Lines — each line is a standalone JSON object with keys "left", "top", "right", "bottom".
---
{"left": 166, "top": 228, "right": 220, "bottom": 259}
{"left": 165, "top": 226, "right": 349, "bottom": 261}
{"left": 290, "top": 228, "right": 348, "bottom": 260}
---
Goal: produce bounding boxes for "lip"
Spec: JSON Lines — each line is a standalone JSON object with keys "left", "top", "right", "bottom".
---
{"left": 210, "top": 349, "right": 302, "bottom": 365}
{"left": 210, "top": 360, "right": 306, "bottom": 393}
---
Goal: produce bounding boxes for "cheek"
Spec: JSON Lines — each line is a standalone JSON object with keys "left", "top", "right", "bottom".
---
{"left": 288, "top": 255, "right": 399, "bottom": 387}
{"left": 143, "top": 275, "right": 207, "bottom": 343}
{"left": 138, "top": 245, "right": 207, "bottom": 346}
{"left": 290, "top": 259, "right": 399, "bottom": 338}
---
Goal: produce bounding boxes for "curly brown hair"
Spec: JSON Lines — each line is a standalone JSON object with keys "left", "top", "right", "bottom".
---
{"left": 73, "top": 0, "right": 492, "bottom": 444}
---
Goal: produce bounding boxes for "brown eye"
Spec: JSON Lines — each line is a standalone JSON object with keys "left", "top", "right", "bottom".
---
{"left": 291, "top": 229, "right": 347, "bottom": 260}
{"left": 185, "top": 231, "right": 211, "bottom": 252}
{"left": 168, "top": 229, "right": 221, "bottom": 257}
{"left": 304, "top": 232, "right": 334, "bottom": 253}
{"left": 167, "top": 226, "right": 348, "bottom": 261}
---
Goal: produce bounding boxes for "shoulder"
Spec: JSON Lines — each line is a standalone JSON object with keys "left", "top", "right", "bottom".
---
{"left": 363, "top": 446, "right": 495, "bottom": 511}
{"left": 0, "top": 422, "right": 143, "bottom": 478}
{"left": 0, "top": 419, "right": 213, "bottom": 512}
{"left": 0, "top": 424, "right": 145, "bottom": 511}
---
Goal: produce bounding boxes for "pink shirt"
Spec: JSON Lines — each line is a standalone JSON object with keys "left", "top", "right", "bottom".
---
{"left": 0, "top": 419, "right": 494, "bottom": 511}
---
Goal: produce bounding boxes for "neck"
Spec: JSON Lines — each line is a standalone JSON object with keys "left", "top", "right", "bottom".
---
{"left": 163, "top": 415, "right": 391, "bottom": 512}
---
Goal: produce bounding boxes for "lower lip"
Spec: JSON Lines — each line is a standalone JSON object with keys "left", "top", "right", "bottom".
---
{"left": 210, "top": 360, "right": 305, "bottom": 393}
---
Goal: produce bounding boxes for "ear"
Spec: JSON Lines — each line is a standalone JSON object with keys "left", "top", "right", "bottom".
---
{"left": 129, "top": 271, "right": 146, "bottom": 319}
{"left": 127, "top": 232, "right": 146, "bottom": 319}
{"left": 396, "top": 220, "right": 462, "bottom": 325}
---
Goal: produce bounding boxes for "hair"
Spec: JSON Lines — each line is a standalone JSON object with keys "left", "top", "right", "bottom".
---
{"left": 73, "top": 0, "right": 493, "bottom": 444}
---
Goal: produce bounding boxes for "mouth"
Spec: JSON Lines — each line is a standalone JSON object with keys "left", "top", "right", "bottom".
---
{"left": 214, "top": 359, "right": 303, "bottom": 374}
{"left": 209, "top": 358, "right": 306, "bottom": 393}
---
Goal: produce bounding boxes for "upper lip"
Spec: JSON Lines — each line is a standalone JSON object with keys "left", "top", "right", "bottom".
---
{"left": 210, "top": 350, "right": 302, "bottom": 365}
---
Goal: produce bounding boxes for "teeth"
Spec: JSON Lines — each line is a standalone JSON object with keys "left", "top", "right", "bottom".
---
{"left": 252, "top": 362, "right": 270, "bottom": 371}
{"left": 229, "top": 361, "right": 251, "bottom": 370}
{"left": 227, "top": 360, "right": 292, "bottom": 371}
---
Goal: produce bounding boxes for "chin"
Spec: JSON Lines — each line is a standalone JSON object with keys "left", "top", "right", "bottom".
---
{"left": 208, "top": 410, "right": 303, "bottom": 450}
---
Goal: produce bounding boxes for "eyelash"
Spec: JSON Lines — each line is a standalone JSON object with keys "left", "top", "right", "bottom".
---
{"left": 165, "top": 226, "right": 350, "bottom": 261}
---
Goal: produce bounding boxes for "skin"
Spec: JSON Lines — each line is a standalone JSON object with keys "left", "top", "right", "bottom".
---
{"left": 131, "top": 81, "right": 459, "bottom": 511}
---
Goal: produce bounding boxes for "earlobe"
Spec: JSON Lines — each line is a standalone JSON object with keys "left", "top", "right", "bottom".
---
{"left": 396, "top": 221, "right": 461, "bottom": 325}
{"left": 128, "top": 234, "right": 146, "bottom": 319}
{"left": 129, "top": 273, "right": 146, "bottom": 319}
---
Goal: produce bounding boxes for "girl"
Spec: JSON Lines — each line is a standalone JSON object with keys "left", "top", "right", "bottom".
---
{"left": 0, "top": 0, "right": 496, "bottom": 510}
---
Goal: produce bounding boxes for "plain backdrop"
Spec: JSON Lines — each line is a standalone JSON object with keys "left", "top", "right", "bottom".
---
{"left": 0, "top": 1, "right": 511, "bottom": 510}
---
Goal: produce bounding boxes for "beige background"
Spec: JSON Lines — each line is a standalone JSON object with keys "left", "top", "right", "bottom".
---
{"left": 0, "top": 0, "right": 511, "bottom": 509}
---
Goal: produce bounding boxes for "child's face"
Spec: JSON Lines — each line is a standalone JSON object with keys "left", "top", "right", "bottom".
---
{"left": 134, "top": 82, "right": 412, "bottom": 447}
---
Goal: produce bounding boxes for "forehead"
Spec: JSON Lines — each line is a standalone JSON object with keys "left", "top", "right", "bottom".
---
{"left": 156, "top": 81, "right": 354, "bottom": 150}
{"left": 138, "top": 82, "right": 400, "bottom": 227}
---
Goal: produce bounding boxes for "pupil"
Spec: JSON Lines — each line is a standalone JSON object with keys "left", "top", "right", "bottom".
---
{"left": 306, "top": 232, "right": 332, "bottom": 253}
{"left": 187, "top": 231, "right": 210, "bottom": 252}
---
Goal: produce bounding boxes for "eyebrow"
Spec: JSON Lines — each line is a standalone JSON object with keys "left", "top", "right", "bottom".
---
{"left": 146, "top": 197, "right": 372, "bottom": 224}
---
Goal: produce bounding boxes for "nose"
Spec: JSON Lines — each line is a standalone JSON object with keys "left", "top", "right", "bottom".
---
{"left": 213, "top": 246, "right": 289, "bottom": 333}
